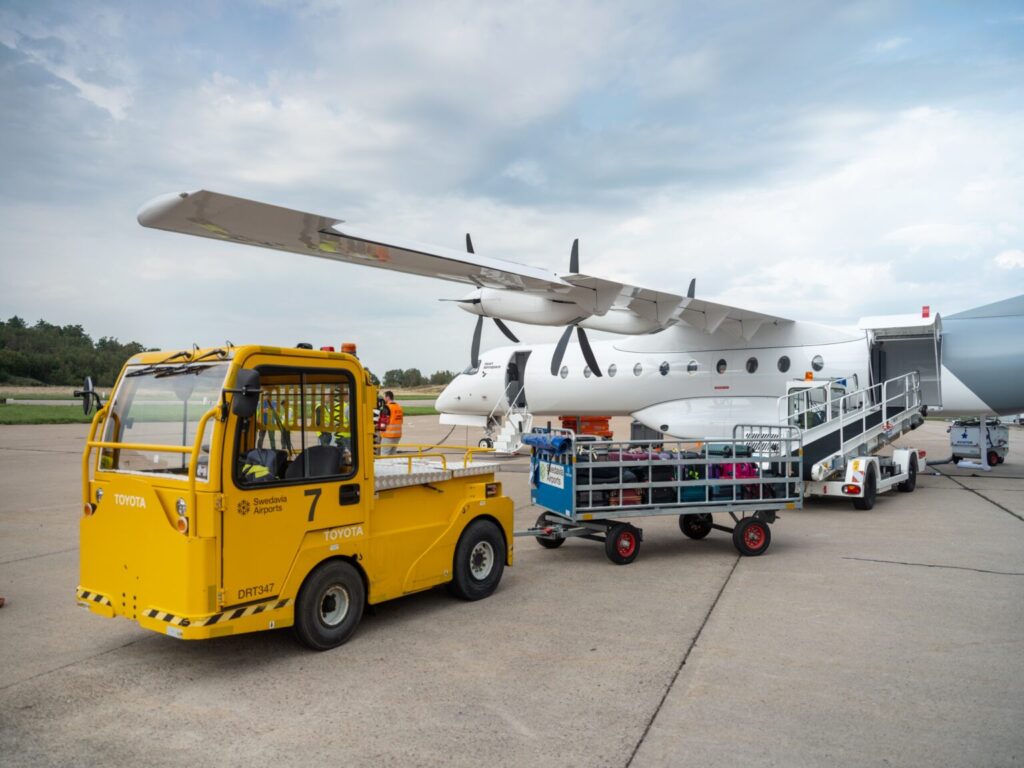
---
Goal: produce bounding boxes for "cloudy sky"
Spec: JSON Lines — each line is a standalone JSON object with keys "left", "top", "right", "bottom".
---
{"left": 2, "top": 1, "right": 1023, "bottom": 377}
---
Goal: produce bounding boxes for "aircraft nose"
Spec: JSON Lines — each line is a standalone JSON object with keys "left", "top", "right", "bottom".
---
{"left": 435, "top": 379, "right": 462, "bottom": 412}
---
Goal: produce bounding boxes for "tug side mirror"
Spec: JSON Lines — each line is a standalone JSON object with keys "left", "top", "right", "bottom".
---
{"left": 73, "top": 376, "right": 102, "bottom": 415}
{"left": 229, "top": 369, "right": 261, "bottom": 418}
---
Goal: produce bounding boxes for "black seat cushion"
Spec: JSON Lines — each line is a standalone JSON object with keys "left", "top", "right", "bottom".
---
{"left": 284, "top": 445, "right": 342, "bottom": 479}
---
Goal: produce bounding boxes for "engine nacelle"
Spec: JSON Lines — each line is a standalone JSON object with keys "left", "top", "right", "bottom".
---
{"left": 457, "top": 288, "right": 586, "bottom": 326}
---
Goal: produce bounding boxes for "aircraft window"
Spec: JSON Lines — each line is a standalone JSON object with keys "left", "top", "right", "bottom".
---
{"left": 659, "top": 361, "right": 670, "bottom": 376}
{"left": 559, "top": 365, "right": 569, "bottom": 379}
{"left": 746, "top": 357, "right": 758, "bottom": 374}
{"left": 811, "top": 355, "right": 824, "bottom": 372}
{"left": 716, "top": 359, "right": 727, "bottom": 374}
{"left": 633, "top": 363, "right": 643, "bottom": 376}
{"left": 777, "top": 356, "right": 790, "bottom": 373}
{"left": 687, "top": 360, "right": 698, "bottom": 374}
{"left": 607, "top": 364, "right": 617, "bottom": 377}
{"left": 583, "top": 367, "right": 592, "bottom": 378}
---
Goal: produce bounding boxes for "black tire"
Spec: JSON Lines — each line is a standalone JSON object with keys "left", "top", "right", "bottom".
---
{"left": 952, "top": 456, "right": 961, "bottom": 465}
{"left": 732, "top": 517, "right": 771, "bottom": 556}
{"left": 988, "top": 450, "right": 1000, "bottom": 467}
{"left": 479, "top": 438, "right": 494, "bottom": 449}
{"left": 448, "top": 519, "right": 505, "bottom": 600}
{"left": 853, "top": 463, "right": 877, "bottom": 510}
{"left": 534, "top": 512, "right": 565, "bottom": 549}
{"left": 679, "top": 513, "right": 713, "bottom": 540}
{"left": 898, "top": 453, "right": 918, "bottom": 493}
{"left": 293, "top": 560, "right": 365, "bottom": 651}
{"left": 605, "top": 523, "right": 641, "bottom": 565}
{"left": 997, "top": 456, "right": 1005, "bottom": 465}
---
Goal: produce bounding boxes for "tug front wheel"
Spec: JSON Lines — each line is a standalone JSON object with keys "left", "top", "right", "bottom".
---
{"left": 605, "top": 523, "right": 641, "bottom": 565}
{"left": 293, "top": 560, "right": 366, "bottom": 651}
{"left": 732, "top": 517, "right": 771, "bottom": 556}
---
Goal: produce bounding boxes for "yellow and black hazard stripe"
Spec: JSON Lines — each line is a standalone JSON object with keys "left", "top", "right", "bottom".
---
{"left": 143, "top": 598, "right": 292, "bottom": 628}
{"left": 76, "top": 588, "right": 113, "bottom": 607}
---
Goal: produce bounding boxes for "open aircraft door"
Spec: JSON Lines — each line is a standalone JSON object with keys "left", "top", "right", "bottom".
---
{"left": 859, "top": 312, "right": 942, "bottom": 407}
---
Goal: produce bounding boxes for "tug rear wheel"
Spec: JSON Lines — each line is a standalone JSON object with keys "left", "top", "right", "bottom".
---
{"left": 448, "top": 519, "right": 506, "bottom": 601}
{"left": 732, "top": 517, "right": 771, "bottom": 556}
{"left": 679, "top": 513, "right": 713, "bottom": 540}
{"left": 605, "top": 523, "right": 641, "bottom": 565}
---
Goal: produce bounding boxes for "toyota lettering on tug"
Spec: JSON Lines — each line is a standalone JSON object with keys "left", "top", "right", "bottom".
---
{"left": 74, "top": 343, "right": 513, "bottom": 650}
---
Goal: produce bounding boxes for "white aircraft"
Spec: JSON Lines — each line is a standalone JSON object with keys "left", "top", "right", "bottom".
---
{"left": 138, "top": 190, "right": 1024, "bottom": 442}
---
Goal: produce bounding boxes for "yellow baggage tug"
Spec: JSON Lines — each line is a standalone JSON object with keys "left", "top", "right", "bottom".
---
{"left": 74, "top": 344, "right": 513, "bottom": 649}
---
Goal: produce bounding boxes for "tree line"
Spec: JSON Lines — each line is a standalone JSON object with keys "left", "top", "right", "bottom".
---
{"left": 0, "top": 317, "right": 147, "bottom": 387}
{"left": 382, "top": 368, "right": 456, "bottom": 388}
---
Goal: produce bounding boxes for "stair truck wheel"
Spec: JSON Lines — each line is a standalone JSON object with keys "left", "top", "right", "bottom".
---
{"left": 479, "top": 438, "right": 494, "bottom": 449}
{"left": 853, "top": 463, "right": 878, "bottom": 510}
{"left": 679, "top": 513, "right": 713, "bottom": 540}
{"left": 898, "top": 453, "right": 918, "bottom": 493}
{"left": 448, "top": 518, "right": 506, "bottom": 601}
{"left": 293, "top": 559, "right": 366, "bottom": 651}
{"left": 732, "top": 517, "right": 771, "bottom": 557}
{"left": 605, "top": 523, "right": 641, "bottom": 565}
{"left": 988, "top": 450, "right": 1000, "bottom": 467}
{"left": 535, "top": 512, "right": 566, "bottom": 549}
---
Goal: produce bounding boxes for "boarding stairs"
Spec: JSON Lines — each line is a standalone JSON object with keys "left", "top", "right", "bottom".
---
{"left": 486, "top": 382, "right": 533, "bottom": 455}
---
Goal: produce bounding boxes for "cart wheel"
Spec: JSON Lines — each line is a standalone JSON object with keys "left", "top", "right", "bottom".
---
{"left": 448, "top": 519, "right": 506, "bottom": 601}
{"left": 293, "top": 560, "right": 366, "bottom": 651}
{"left": 605, "top": 523, "right": 641, "bottom": 565}
{"left": 479, "top": 438, "right": 494, "bottom": 449}
{"left": 534, "top": 512, "right": 565, "bottom": 549}
{"left": 952, "top": 457, "right": 961, "bottom": 465}
{"left": 732, "top": 517, "right": 771, "bottom": 556}
{"left": 988, "top": 450, "right": 1000, "bottom": 467}
{"left": 997, "top": 456, "right": 1005, "bottom": 464}
{"left": 897, "top": 453, "right": 918, "bottom": 493}
{"left": 679, "top": 513, "right": 713, "bottom": 540}
{"left": 853, "top": 464, "right": 877, "bottom": 510}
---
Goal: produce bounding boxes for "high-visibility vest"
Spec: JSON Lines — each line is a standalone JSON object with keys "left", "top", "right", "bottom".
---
{"left": 381, "top": 401, "right": 403, "bottom": 439}
{"left": 332, "top": 400, "right": 350, "bottom": 441}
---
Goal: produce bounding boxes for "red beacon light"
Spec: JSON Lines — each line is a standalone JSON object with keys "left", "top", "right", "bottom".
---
{"left": 922, "top": 305, "right": 930, "bottom": 319}
{"left": 320, "top": 345, "right": 336, "bottom": 352}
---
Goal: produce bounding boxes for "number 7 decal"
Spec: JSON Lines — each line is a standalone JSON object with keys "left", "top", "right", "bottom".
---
{"left": 304, "top": 487, "right": 321, "bottom": 522}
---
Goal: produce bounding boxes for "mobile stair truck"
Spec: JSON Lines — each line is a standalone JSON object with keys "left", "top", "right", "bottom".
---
{"left": 520, "top": 372, "right": 928, "bottom": 564}
{"left": 74, "top": 344, "right": 513, "bottom": 650}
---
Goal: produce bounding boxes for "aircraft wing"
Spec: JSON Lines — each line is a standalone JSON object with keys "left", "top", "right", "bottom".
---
{"left": 137, "top": 190, "right": 571, "bottom": 293}
{"left": 138, "top": 190, "right": 792, "bottom": 336}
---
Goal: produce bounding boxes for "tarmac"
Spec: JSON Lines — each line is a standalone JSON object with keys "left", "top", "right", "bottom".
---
{"left": 0, "top": 418, "right": 1022, "bottom": 767}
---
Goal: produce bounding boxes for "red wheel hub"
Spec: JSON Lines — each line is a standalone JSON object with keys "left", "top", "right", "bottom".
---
{"left": 617, "top": 531, "right": 636, "bottom": 557}
{"left": 743, "top": 523, "right": 766, "bottom": 550}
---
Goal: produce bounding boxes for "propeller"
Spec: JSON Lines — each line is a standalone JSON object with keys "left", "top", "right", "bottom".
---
{"left": 549, "top": 238, "right": 602, "bottom": 377}
{"left": 464, "top": 233, "right": 520, "bottom": 369}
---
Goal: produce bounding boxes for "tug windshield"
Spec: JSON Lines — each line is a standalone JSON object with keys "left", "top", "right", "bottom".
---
{"left": 99, "top": 362, "right": 229, "bottom": 480}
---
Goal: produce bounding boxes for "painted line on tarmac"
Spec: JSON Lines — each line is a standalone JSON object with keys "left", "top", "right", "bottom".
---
{"left": 843, "top": 557, "right": 1024, "bottom": 577}
{"left": 625, "top": 555, "right": 741, "bottom": 768}
{"left": 0, "top": 446, "right": 82, "bottom": 455}
{"left": 933, "top": 467, "right": 1024, "bottom": 522}
{"left": 0, "top": 637, "right": 142, "bottom": 694}
{"left": 0, "top": 546, "right": 77, "bottom": 566}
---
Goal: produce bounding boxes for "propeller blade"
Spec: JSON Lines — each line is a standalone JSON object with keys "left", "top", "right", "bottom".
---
{"left": 576, "top": 327, "right": 603, "bottom": 377}
{"left": 471, "top": 315, "right": 483, "bottom": 369}
{"left": 550, "top": 326, "right": 574, "bottom": 375}
{"left": 569, "top": 238, "right": 579, "bottom": 273}
{"left": 687, "top": 278, "right": 696, "bottom": 299}
{"left": 493, "top": 317, "right": 520, "bottom": 343}
{"left": 465, "top": 233, "right": 475, "bottom": 254}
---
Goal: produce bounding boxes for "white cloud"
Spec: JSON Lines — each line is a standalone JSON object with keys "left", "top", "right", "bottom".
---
{"left": 874, "top": 36, "right": 909, "bottom": 53}
{"left": 995, "top": 249, "right": 1024, "bottom": 269}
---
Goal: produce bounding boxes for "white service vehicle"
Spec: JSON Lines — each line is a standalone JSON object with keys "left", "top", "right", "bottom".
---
{"left": 948, "top": 417, "right": 1009, "bottom": 466}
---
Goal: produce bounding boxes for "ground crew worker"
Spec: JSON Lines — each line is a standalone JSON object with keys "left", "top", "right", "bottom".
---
{"left": 380, "top": 390, "right": 403, "bottom": 455}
